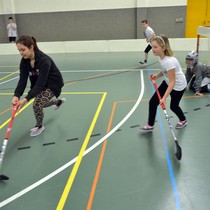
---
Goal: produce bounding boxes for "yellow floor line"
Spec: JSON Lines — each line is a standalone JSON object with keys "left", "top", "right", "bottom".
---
{"left": 0, "top": 100, "right": 34, "bottom": 130}
{"left": 0, "top": 70, "right": 19, "bottom": 81}
{"left": 61, "top": 92, "right": 106, "bottom": 95}
{"left": 0, "top": 66, "right": 18, "bottom": 68}
{"left": 56, "top": 92, "right": 107, "bottom": 210}
{"left": 0, "top": 92, "right": 106, "bottom": 96}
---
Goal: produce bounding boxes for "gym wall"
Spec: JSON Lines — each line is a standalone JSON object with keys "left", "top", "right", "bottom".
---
{"left": 0, "top": 0, "right": 187, "bottom": 43}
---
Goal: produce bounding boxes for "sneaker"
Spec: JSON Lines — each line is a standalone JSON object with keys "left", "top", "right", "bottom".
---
{"left": 53, "top": 98, "right": 66, "bottom": 110}
{"left": 30, "top": 126, "right": 38, "bottom": 132}
{"left": 175, "top": 120, "right": 187, "bottom": 129}
{"left": 139, "top": 60, "right": 147, "bottom": 64}
{"left": 30, "top": 126, "right": 45, "bottom": 137}
{"left": 140, "top": 124, "right": 154, "bottom": 133}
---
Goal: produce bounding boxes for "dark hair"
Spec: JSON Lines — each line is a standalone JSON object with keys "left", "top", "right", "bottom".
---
{"left": 141, "top": 19, "right": 148, "bottom": 24}
{"left": 8, "top": 17, "right": 13, "bottom": 20}
{"left": 16, "top": 35, "right": 40, "bottom": 51}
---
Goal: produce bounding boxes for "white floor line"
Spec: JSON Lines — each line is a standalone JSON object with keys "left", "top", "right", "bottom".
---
{"left": 0, "top": 77, "right": 19, "bottom": 86}
{"left": 0, "top": 70, "right": 145, "bottom": 208}
{"left": 61, "top": 69, "right": 160, "bottom": 73}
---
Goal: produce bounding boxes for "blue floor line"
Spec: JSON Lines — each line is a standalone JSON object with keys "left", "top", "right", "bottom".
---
{"left": 147, "top": 70, "right": 182, "bottom": 210}
{"left": 157, "top": 111, "right": 182, "bottom": 210}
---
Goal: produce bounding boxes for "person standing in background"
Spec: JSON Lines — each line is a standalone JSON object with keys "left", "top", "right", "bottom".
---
{"left": 7, "top": 17, "right": 17, "bottom": 43}
{"left": 139, "top": 19, "right": 156, "bottom": 64}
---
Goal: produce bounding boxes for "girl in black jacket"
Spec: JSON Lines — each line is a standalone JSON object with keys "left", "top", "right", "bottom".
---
{"left": 12, "top": 35, "right": 65, "bottom": 137}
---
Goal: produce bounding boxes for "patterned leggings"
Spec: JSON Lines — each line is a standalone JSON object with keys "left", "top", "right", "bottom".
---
{"left": 33, "top": 88, "right": 56, "bottom": 127}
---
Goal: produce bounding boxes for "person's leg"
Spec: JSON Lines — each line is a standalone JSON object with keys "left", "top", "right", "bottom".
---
{"left": 200, "top": 77, "right": 210, "bottom": 92}
{"left": 33, "top": 89, "right": 54, "bottom": 128}
{"left": 30, "top": 89, "right": 55, "bottom": 137}
{"left": 144, "top": 53, "right": 148, "bottom": 63}
{"left": 140, "top": 81, "right": 168, "bottom": 132}
{"left": 148, "top": 81, "right": 168, "bottom": 126}
{"left": 140, "top": 44, "right": 152, "bottom": 64}
{"left": 170, "top": 89, "right": 187, "bottom": 129}
{"left": 201, "top": 77, "right": 210, "bottom": 87}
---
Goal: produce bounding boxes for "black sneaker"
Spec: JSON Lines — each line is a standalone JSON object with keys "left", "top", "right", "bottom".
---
{"left": 139, "top": 60, "right": 147, "bottom": 64}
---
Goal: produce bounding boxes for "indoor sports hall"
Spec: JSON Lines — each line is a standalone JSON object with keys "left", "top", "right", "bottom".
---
{"left": 0, "top": 1, "right": 210, "bottom": 210}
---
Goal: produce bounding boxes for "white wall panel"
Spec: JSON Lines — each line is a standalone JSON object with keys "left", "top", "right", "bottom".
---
{"left": 0, "top": 38, "right": 197, "bottom": 55}
{"left": 0, "top": 0, "right": 187, "bottom": 14}
{"left": 3, "top": 0, "right": 137, "bottom": 14}
{"left": 0, "top": 0, "right": 15, "bottom": 14}
{"left": 138, "top": 0, "right": 187, "bottom": 7}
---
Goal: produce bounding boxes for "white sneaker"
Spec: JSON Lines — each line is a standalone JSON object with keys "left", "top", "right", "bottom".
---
{"left": 139, "top": 124, "right": 154, "bottom": 133}
{"left": 30, "top": 126, "right": 45, "bottom": 137}
{"left": 53, "top": 98, "right": 66, "bottom": 110}
{"left": 30, "top": 126, "right": 38, "bottom": 132}
{"left": 175, "top": 120, "right": 187, "bottom": 129}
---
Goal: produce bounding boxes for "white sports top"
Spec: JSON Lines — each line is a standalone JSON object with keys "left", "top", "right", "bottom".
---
{"left": 144, "top": 26, "right": 155, "bottom": 45}
{"left": 159, "top": 56, "right": 187, "bottom": 91}
{"left": 7, "top": 23, "right": 17, "bottom": 37}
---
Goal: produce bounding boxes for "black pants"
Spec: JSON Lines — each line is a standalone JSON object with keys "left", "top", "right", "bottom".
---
{"left": 148, "top": 80, "right": 186, "bottom": 126}
{"left": 144, "top": 44, "right": 152, "bottom": 53}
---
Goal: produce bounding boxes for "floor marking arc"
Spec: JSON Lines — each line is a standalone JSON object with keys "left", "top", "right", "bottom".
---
{"left": 0, "top": 70, "right": 144, "bottom": 208}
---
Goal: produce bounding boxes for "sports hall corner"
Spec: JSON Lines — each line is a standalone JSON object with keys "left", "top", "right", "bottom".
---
{"left": 0, "top": 0, "right": 210, "bottom": 210}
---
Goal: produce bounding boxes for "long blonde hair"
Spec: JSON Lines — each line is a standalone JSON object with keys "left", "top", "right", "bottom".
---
{"left": 152, "top": 34, "right": 174, "bottom": 56}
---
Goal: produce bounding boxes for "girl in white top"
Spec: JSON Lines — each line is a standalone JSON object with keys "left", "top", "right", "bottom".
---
{"left": 141, "top": 34, "right": 187, "bottom": 132}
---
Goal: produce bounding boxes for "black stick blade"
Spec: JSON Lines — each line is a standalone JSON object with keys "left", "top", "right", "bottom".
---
{"left": 0, "top": 174, "right": 9, "bottom": 181}
{"left": 174, "top": 142, "right": 182, "bottom": 161}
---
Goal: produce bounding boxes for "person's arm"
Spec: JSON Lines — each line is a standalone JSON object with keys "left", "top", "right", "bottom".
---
{"left": 185, "top": 67, "right": 193, "bottom": 83}
{"left": 146, "top": 27, "right": 156, "bottom": 43}
{"left": 13, "top": 62, "right": 29, "bottom": 110}
{"left": 14, "top": 63, "right": 28, "bottom": 99}
{"left": 7, "top": 25, "right": 10, "bottom": 36}
{"left": 149, "top": 33, "right": 156, "bottom": 42}
{"left": 25, "top": 58, "right": 51, "bottom": 101}
{"left": 160, "top": 69, "right": 175, "bottom": 105}
{"left": 152, "top": 71, "right": 163, "bottom": 80}
{"left": 11, "top": 23, "right": 16, "bottom": 31}
{"left": 194, "top": 64, "right": 203, "bottom": 95}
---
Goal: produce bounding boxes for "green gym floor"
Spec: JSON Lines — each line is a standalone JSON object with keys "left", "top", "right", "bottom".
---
{"left": 0, "top": 52, "right": 210, "bottom": 210}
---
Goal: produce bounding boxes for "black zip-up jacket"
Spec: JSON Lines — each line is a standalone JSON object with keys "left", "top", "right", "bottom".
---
{"left": 14, "top": 51, "right": 64, "bottom": 101}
